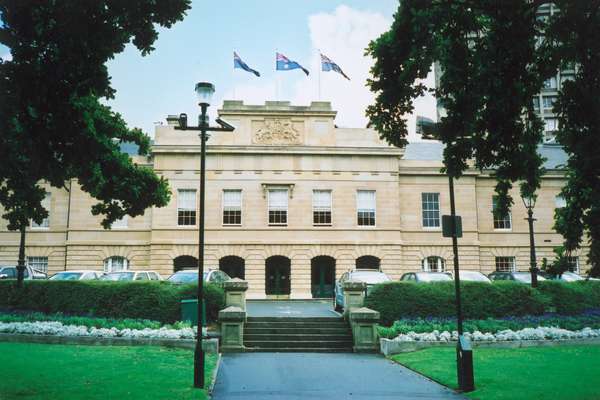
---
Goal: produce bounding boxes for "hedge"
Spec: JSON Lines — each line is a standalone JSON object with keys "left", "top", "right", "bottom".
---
{"left": 0, "top": 280, "right": 225, "bottom": 324}
{"left": 365, "top": 281, "right": 549, "bottom": 326}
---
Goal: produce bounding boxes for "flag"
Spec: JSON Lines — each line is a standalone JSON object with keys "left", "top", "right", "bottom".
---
{"left": 276, "top": 52, "right": 309, "bottom": 76}
{"left": 234, "top": 52, "right": 260, "bottom": 77}
{"left": 320, "top": 53, "right": 350, "bottom": 80}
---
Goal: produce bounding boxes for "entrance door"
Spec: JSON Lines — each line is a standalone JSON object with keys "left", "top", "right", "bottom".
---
{"left": 265, "top": 256, "right": 291, "bottom": 295}
{"left": 311, "top": 256, "right": 335, "bottom": 298}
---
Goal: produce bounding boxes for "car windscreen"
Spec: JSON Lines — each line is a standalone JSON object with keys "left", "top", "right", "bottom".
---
{"left": 100, "top": 272, "right": 134, "bottom": 281}
{"left": 513, "top": 272, "right": 546, "bottom": 283}
{"left": 561, "top": 272, "right": 583, "bottom": 281}
{"left": 417, "top": 273, "right": 452, "bottom": 282}
{"left": 459, "top": 271, "right": 490, "bottom": 282}
{"left": 168, "top": 272, "right": 205, "bottom": 283}
{"left": 49, "top": 272, "right": 83, "bottom": 280}
{"left": 350, "top": 272, "right": 391, "bottom": 284}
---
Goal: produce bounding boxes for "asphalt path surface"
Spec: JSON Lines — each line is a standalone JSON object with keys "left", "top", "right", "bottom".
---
{"left": 212, "top": 352, "right": 466, "bottom": 400}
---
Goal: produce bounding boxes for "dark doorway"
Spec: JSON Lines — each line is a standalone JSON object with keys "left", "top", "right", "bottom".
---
{"left": 311, "top": 256, "right": 336, "bottom": 298}
{"left": 265, "top": 256, "right": 291, "bottom": 295}
{"left": 356, "top": 255, "right": 380, "bottom": 270}
{"left": 173, "top": 255, "right": 198, "bottom": 272}
{"left": 219, "top": 256, "right": 245, "bottom": 279}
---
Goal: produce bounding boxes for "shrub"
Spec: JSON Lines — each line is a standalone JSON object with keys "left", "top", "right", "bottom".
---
{"left": 365, "top": 281, "right": 548, "bottom": 326}
{"left": 0, "top": 281, "right": 225, "bottom": 324}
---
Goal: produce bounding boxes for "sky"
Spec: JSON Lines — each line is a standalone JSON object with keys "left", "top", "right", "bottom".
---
{"left": 0, "top": 0, "right": 436, "bottom": 140}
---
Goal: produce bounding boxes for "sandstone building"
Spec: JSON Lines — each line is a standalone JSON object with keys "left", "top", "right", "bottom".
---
{"left": 0, "top": 101, "right": 584, "bottom": 298}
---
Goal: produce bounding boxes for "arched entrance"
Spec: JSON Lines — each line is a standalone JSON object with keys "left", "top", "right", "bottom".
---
{"left": 265, "top": 256, "right": 291, "bottom": 296}
{"left": 219, "top": 256, "right": 245, "bottom": 279}
{"left": 311, "top": 256, "right": 335, "bottom": 298}
{"left": 173, "top": 255, "right": 198, "bottom": 272}
{"left": 356, "top": 255, "right": 380, "bottom": 270}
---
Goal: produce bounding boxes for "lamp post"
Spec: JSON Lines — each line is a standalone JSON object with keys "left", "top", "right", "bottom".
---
{"left": 175, "top": 82, "right": 235, "bottom": 389}
{"left": 521, "top": 194, "right": 539, "bottom": 288}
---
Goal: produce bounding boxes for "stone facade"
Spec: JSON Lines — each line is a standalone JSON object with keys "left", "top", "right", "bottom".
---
{"left": 0, "top": 101, "right": 587, "bottom": 299}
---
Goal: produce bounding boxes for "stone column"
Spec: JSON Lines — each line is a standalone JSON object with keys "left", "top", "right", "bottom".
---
{"left": 349, "top": 307, "right": 380, "bottom": 353}
{"left": 342, "top": 280, "right": 367, "bottom": 314}
{"left": 219, "top": 306, "right": 246, "bottom": 352}
{"left": 222, "top": 278, "right": 249, "bottom": 310}
{"left": 245, "top": 253, "right": 264, "bottom": 299}
{"left": 290, "top": 256, "right": 312, "bottom": 299}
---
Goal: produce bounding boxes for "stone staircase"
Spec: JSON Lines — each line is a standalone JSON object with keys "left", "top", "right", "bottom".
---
{"left": 243, "top": 316, "right": 353, "bottom": 352}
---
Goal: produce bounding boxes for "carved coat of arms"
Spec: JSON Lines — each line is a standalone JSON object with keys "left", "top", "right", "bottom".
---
{"left": 253, "top": 119, "right": 301, "bottom": 145}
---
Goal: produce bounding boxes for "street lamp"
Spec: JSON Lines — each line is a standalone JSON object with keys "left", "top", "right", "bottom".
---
{"left": 175, "top": 82, "right": 235, "bottom": 389}
{"left": 521, "top": 194, "right": 539, "bottom": 288}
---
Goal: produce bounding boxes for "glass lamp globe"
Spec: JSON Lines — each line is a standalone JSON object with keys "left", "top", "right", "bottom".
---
{"left": 195, "top": 82, "right": 215, "bottom": 106}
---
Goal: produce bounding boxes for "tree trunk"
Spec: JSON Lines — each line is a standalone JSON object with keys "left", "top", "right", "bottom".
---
{"left": 16, "top": 226, "right": 26, "bottom": 288}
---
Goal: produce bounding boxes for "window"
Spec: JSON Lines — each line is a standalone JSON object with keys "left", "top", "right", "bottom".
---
{"left": 555, "top": 195, "right": 566, "bottom": 208}
{"left": 492, "top": 197, "right": 512, "bottom": 229}
{"left": 532, "top": 97, "right": 540, "bottom": 111}
{"left": 542, "top": 96, "right": 556, "bottom": 111}
{"left": 313, "top": 190, "right": 332, "bottom": 225}
{"left": 422, "top": 256, "right": 445, "bottom": 272}
{"left": 104, "top": 256, "right": 128, "bottom": 273}
{"left": 495, "top": 256, "right": 516, "bottom": 272}
{"left": 111, "top": 215, "right": 128, "bottom": 229}
{"left": 268, "top": 189, "right": 288, "bottom": 225}
{"left": 223, "top": 190, "right": 242, "bottom": 225}
{"left": 567, "top": 256, "right": 579, "bottom": 273}
{"left": 544, "top": 118, "right": 558, "bottom": 132}
{"left": 422, "top": 193, "right": 441, "bottom": 228}
{"left": 357, "top": 190, "right": 376, "bottom": 226}
{"left": 543, "top": 76, "right": 558, "bottom": 90}
{"left": 31, "top": 193, "right": 51, "bottom": 228}
{"left": 27, "top": 256, "right": 48, "bottom": 273}
{"left": 177, "top": 189, "right": 196, "bottom": 226}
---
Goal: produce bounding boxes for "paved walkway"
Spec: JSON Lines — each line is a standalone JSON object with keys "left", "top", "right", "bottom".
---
{"left": 246, "top": 300, "right": 339, "bottom": 318}
{"left": 212, "top": 353, "right": 465, "bottom": 400}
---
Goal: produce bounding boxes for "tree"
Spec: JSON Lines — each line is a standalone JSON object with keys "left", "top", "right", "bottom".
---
{"left": 0, "top": 1, "right": 191, "bottom": 284}
{"left": 541, "top": 246, "right": 572, "bottom": 279}
{"left": 540, "top": 2, "right": 600, "bottom": 277}
{"left": 366, "top": 1, "right": 545, "bottom": 216}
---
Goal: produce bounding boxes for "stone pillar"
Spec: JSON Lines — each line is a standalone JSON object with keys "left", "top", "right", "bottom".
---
{"left": 245, "top": 254, "right": 264, "bottom": 299}
{"left": 223, "top": 278, "right": 249, "bottom": 310}
{"left": 290, "top": 256, "right": 312, "bottom": 299}
{"left": 219, "top": 306, "right": 246, "bottom": 352}
{"left": 343, "top": 280, "right": 367, "bottom": 314}
{"left": 349, "top": 307, "right": 380, "bottom": 353}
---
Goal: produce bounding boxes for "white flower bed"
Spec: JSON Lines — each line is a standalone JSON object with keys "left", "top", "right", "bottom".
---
{"left": 391, "top": 326, "right": 600, "bottom": 342}
{"left": 0, "top": 321, "right": 207, "bottom": 340}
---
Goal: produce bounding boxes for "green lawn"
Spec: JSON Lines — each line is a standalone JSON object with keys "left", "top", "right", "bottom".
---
{"left": 0, "top": 343, "right": 217, "bottom": 399}
{"left": 391, "top": 345, "right": 600, "bottom": 400}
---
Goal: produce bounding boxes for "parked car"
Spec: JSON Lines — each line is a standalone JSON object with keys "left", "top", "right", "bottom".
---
{"left": 488, "top": 271, "right": 547, "bottom": 283}
{"left": 49, "top": 270, "right": 103, "bottom": 281}
{"left": 400, "top": 272, "right": 453, "bottom": 282}
{"left": 0, "top": 265, "right": 47, "bottom": 280}
{"left": 334, "top": 270, "right": 391, "bottom": 311}
{"left": 99, "top": 271, "right": 162, "bottom": 281}
{"left": 453, "top": 271, "right": 492, "bottom": 283}
{"left": 540, "top": 271, "right": 587, "bottom": 282}
{"left": 167, "top": 269, "right": 230, "bottom": 285}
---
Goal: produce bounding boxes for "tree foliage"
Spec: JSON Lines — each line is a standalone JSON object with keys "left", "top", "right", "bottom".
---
{"left": 366, "top": 0, "right": 545, "bottom": 216}
{"left": 0, "top": 0, "right": 191, "bottom": 229}
{"left": 541, "top": 246, "right": 572, "bottom": 278}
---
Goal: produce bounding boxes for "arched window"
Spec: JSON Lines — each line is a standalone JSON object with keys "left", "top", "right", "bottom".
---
{"left": 104, "top": 256, "right": 128, "bottom": 273}
{"left": 173, "top": 256, "right": 198, "bottom": 272}
{"left": 422, "top": 256, "right": 445, "bottom": 272}
{"left": 219, "top": 256, "right": 245, "bottom": 279}
{"left": 356, "top": 256, "right": 380, "bottom": 270}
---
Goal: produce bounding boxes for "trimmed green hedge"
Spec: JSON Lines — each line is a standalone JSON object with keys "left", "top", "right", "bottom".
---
{"left": 366, "top": 280, "right": 600, "bottom": 326}
{"left": 366, "top": 281, "right": 549, "bottom": 326}
{"left": 0, "top": 281, "right": 225, "bottom": 324}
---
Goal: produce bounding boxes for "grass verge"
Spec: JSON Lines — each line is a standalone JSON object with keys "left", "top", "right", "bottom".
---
{"left": 0, "top": 342, "right": 217, "bottom": 399}
{"left": 390, "top": 345, "right": 600, "bottom": 400}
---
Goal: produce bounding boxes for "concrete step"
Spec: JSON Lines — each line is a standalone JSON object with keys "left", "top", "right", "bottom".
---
{"left": 246, "top": 317, "right": 341, "bottom": 322}
{"left": 244, "top": 327, "right": 350, "bottom": 335}
{"left": 244, "top": 347, "right": 353, "bottom": 353}
{"left": 245, "top": 321, "right": 348, "bottom": 329}
{"left": 244, "top": 340, "right": 353, "bottom": 349}
{"left": 244, "top": 333, "right": 352, "bottom": 341}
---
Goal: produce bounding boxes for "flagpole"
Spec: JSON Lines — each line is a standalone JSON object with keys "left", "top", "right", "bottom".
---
{"left": 232, "top": 50, "right": 236, "bottom": 101}
{"left": 318, "top": 50, "right": 321, "bottom": 101}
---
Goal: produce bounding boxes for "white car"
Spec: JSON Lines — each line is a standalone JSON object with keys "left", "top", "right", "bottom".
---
{"left": 334, "top": 270, "right": 392, "bottom": 311}
{"left": 400, "top": 272, "right": 454, "bottom": 282}
{"left": 455, "top": 270, "right": 492, "bottom": 283}
{"left": 100, "top": 271, "right": 162, "bottom": 281}
{"left": 49, "top": 270, "right": 103, "bottom": 281}
{"left": 167, "top": 269, "right": 230, "bottom": 285}
{"left": 0, "top": 265, "right": 47, "bottom": 280}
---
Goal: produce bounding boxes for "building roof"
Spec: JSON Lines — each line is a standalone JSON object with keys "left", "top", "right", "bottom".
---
{"left": 403, "top": 141, "right": 568, "bottom": 170}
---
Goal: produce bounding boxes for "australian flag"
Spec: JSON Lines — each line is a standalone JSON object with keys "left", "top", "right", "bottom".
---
{"left": 321, "top": 53, "right": 350, "bottom": 80}
{"left": 234, "top": 52, "right": 260, "bottom": 77}
{"left": 276, "top": 52, "right": 309, "bottom": 76}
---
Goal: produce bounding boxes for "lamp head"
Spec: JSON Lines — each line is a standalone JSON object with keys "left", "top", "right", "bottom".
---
{"left": 178, "top": 113, "right": 188, "bottom": 129}
{"left": 521, "top": 193, "right": 537, "bottom": 209}
{"left": 195, "top": 82, "right": 215, "bottom": 107}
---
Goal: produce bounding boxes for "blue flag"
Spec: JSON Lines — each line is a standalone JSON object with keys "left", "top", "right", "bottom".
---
{"left": 321, "top": 53, "right": 350, "bottom": 80}
{"left": 276, "top": 52, "right": 309, "bottom": 76}
{"left": 234, "top": 52, "right": 260, "bottom": 77}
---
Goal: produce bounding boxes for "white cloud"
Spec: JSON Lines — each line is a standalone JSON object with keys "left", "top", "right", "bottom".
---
{"left": 221, "top": 5, "right": 437, "bottom": 140}
{"left": 0, "top": 51, "right": 12, "bottom": 62}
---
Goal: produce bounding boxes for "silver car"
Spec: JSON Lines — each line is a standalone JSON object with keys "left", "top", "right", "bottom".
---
{"left": 49, "top": 270, "right": 103, "bottom": 281}
{"left": 334, "top": 270, "right": 391, "bottom": 311}
{"left": 167, "top": 269, "right": 230, "bottom": 285}
{"left": 100, "top": 271, "right": 162, "bottom": 281}
{"left": 400, "top": 272, "right": 453, "bottom": 282}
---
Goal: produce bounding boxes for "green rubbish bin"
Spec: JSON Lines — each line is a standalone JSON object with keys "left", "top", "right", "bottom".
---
{"left": 180, "top": 299, "right": 206, "bottom": 326}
